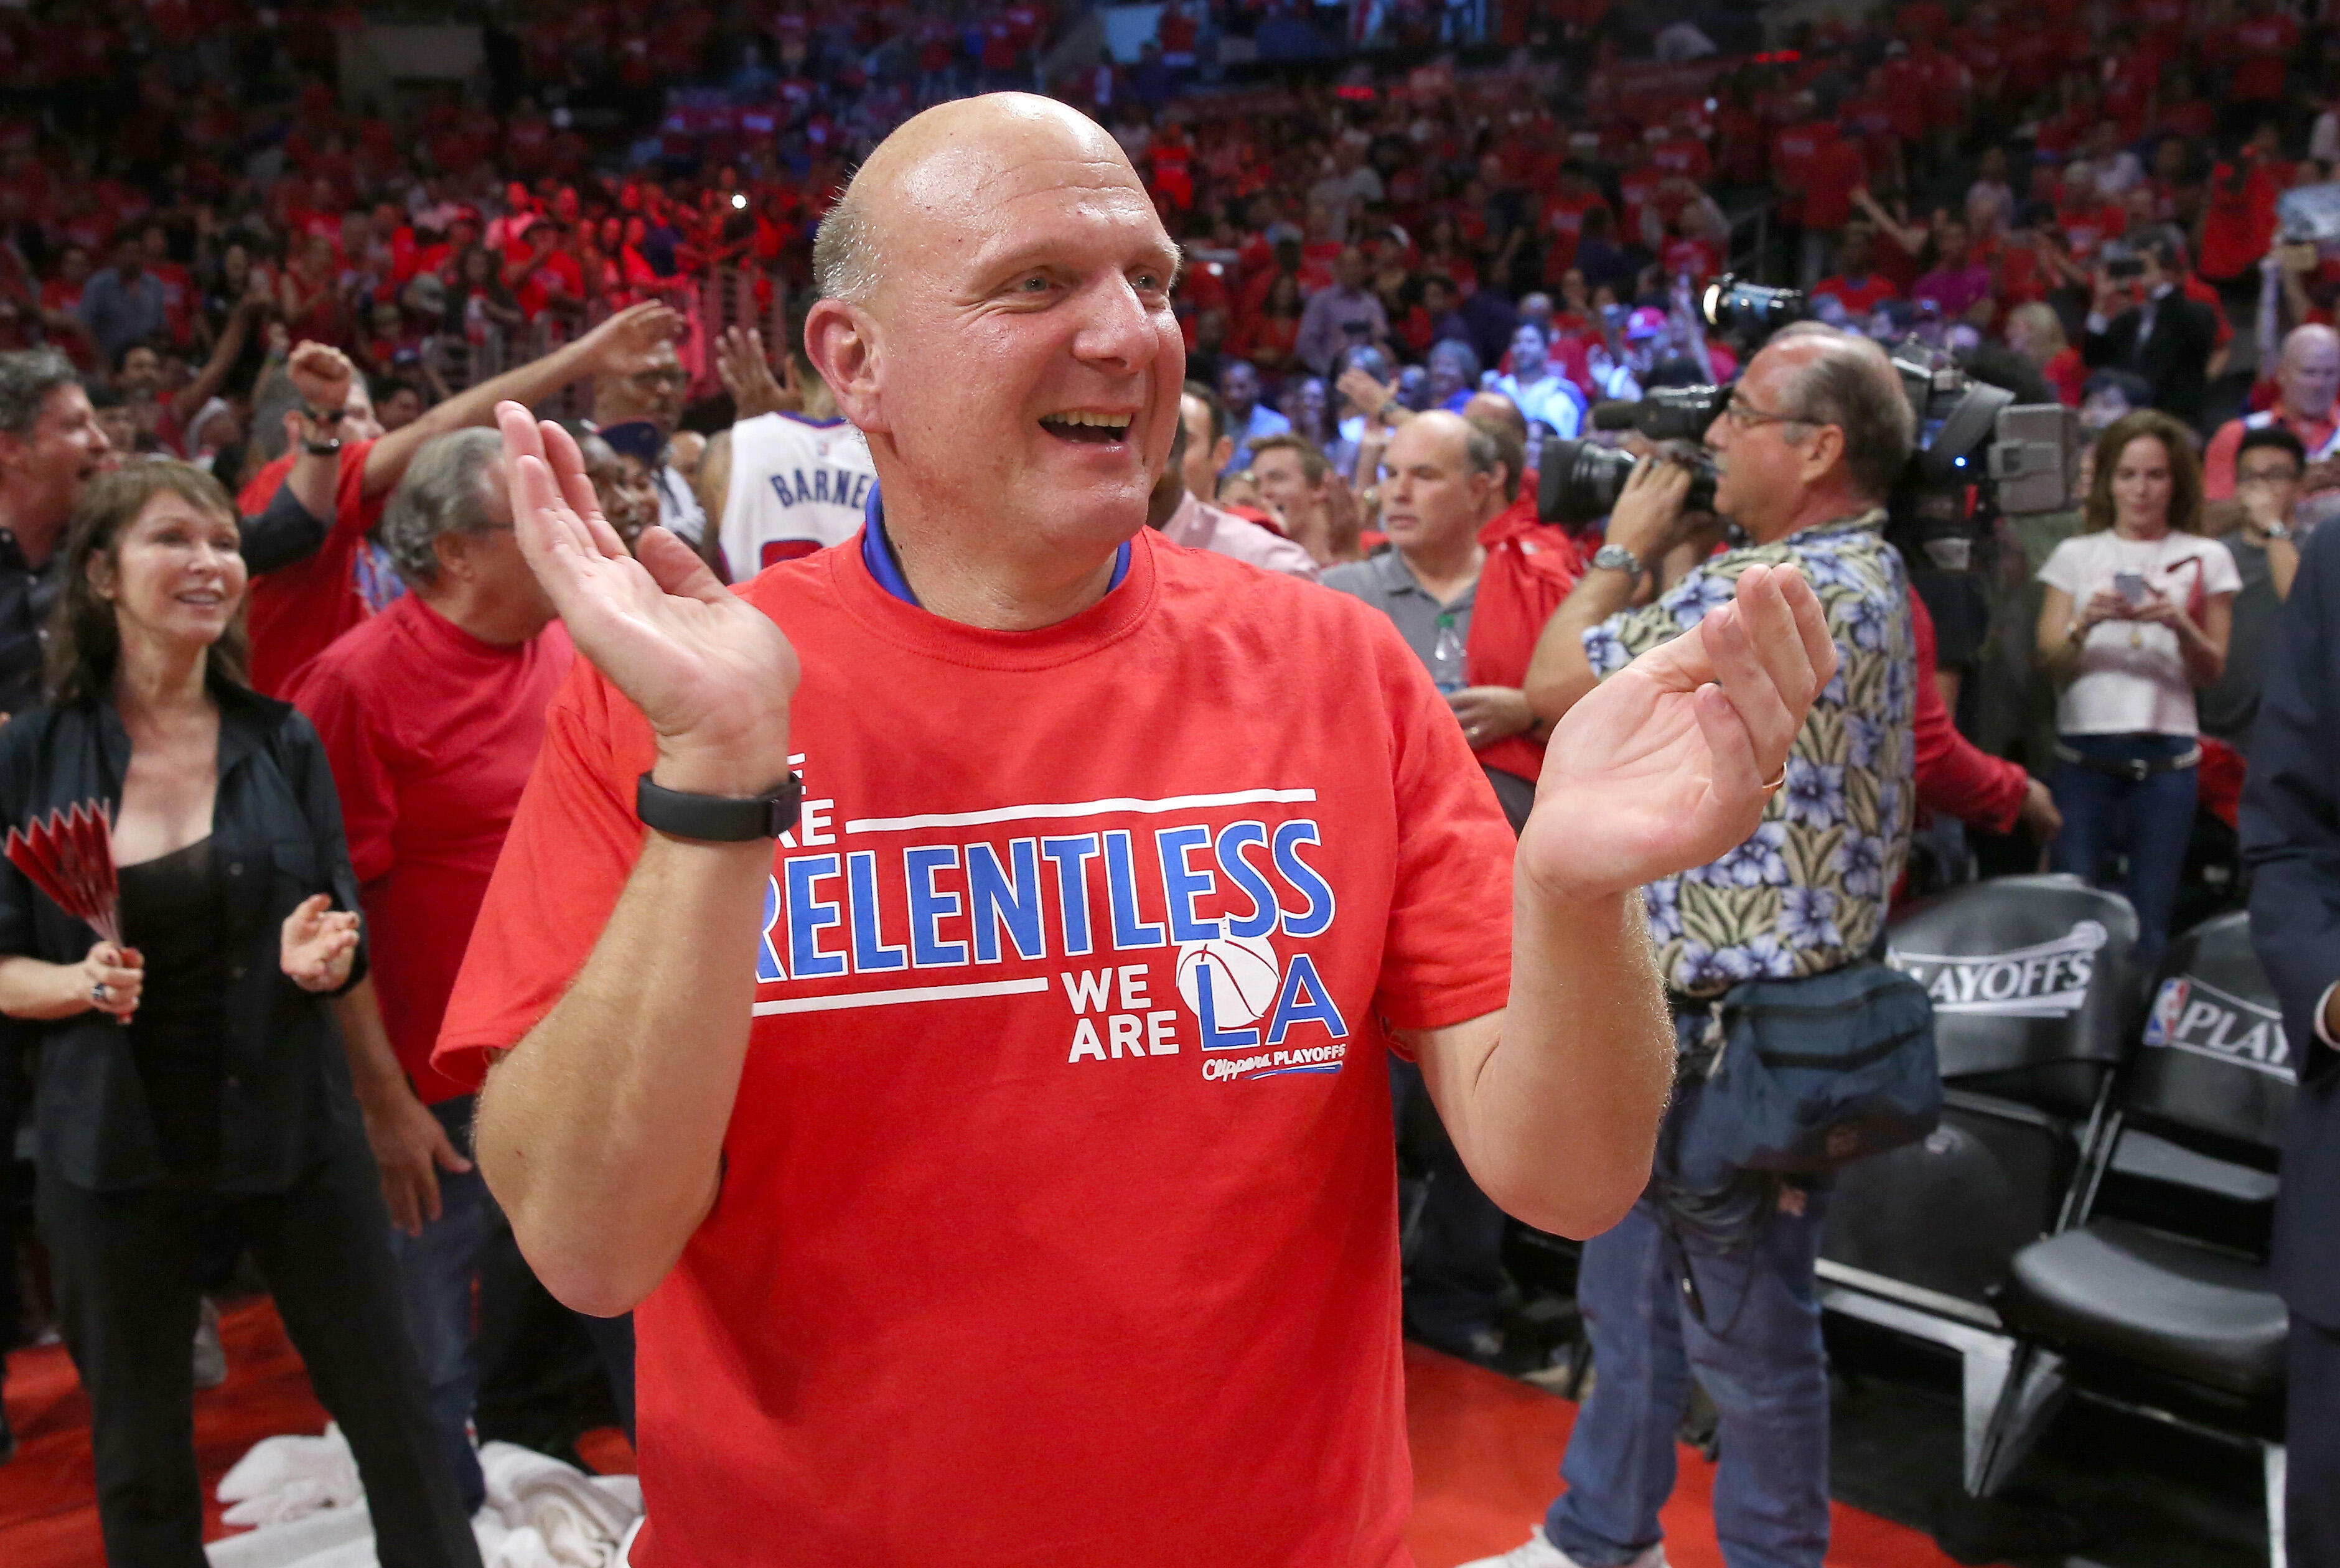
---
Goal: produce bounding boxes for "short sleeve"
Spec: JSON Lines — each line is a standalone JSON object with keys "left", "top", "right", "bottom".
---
{"left": 288, "top": 666, "right": 400, "bottom": 887}
{"left": 338, "top": 437, "right": 390, "bottom": 541}
{"left": 1369, "top": 616, "right": 1515, "bottom": 1037}
{"left": 433, "top": 661, "right": 648, "bottom": 1093}
{"left": 2037, "top": 536, "right": 2087, "bottom": 595}
{"left": 2198, "top": 538, "right": 2244, "bottom": 597}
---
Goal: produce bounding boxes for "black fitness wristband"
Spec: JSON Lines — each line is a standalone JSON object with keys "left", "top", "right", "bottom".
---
{"left": 636, "top": 771, "right": 803, "bottom": 842}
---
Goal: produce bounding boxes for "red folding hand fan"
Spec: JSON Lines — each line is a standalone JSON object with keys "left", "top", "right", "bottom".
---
{"left": 5, "top": 800, "right": 122, "bottom": 946}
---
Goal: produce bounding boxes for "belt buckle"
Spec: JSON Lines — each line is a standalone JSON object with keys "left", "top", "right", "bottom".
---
{"left": 2122, "top": 757, "right": 2152, "bottom": 783}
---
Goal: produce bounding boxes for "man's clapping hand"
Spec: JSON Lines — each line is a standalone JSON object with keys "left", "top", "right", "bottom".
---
{"left": 497, "top": 403, "right": 798, "bottom": 795}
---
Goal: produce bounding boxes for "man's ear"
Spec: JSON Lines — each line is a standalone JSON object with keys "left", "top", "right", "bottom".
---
{"left": 1806, "top": 424, "right": 1848, "bottom": 484}
{"left": 1209, "top": 434, "right": 1233, "bottom": 473}
{"left": 804, "top": 297, "right": 884, "bottom": 436}
{"left": 431, "top": 530, "right": 470, "bottom": 582}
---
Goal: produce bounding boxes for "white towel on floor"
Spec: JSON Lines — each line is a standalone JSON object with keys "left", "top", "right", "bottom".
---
{"left": 205, "top": 1434, "right": 642, "bottom": 1568}
{"left": 215, "top": 1426, "right": 363, "bottom": 1528}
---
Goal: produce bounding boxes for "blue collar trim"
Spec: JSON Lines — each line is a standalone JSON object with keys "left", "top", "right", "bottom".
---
{"left": 859, "top": 485, "right": 1130, "bottom": 607}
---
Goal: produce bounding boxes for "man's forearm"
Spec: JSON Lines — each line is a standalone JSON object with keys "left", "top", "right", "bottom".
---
{"left": 1455, "top": 880, "right": 1673, "bottom": 1238}
{"left": 365, "top": 334, "right": 600, "bottom": 498}
{"left": 1523, "top": 567, "right": 1639, "bottom": 721}
{"left": 475, "top": 833, "right": 772, "bottom": 1316}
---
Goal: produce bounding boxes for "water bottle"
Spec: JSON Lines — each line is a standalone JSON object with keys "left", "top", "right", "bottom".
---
{"left": 1430, "top": 614, "right": 1467, "bottom": 694}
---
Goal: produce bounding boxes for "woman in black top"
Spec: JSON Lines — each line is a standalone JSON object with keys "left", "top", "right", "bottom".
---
{"left": 0, "top": 463, "right": 479, "bottom": 1568}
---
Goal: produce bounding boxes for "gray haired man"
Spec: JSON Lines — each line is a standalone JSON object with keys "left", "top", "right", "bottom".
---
{"left": 286, "top": 429, "right": 630, "bottom": 1515}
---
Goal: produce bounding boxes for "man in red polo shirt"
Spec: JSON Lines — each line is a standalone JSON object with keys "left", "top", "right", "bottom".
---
{"left": 446, "top": 94, "right": 1832, "bottom": 1567}
{"left": 237, "top": 301, "right": 680, "bottom": 695}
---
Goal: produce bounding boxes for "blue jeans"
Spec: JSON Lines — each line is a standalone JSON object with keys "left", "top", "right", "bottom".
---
{"left": 1546, "top": 1029, "right": 1833, "bottom": 1568}
{"left": 386, "top": 1096, "right": 499, "bottom": 1516}
{"left": 1390, "top": 1058, "right": 1508, "bottom": 1348}
{"left": 2049, "top": 732, "right": 2199, "bottom": 972}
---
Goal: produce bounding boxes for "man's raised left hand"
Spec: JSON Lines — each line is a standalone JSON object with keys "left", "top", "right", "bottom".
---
{"left": 1519, "top": 563, "right": 1835, "bottom": 904}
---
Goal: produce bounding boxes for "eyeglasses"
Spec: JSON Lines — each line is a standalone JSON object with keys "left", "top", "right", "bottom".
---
{"left": 1721, "top": 396, "right": 1811, "bottom": 432}
{"left": 2237, "top": 467, "right": 2300, "bottom": 487}
{"left": 627, "top": 368, "right": 690, "bottom": 390}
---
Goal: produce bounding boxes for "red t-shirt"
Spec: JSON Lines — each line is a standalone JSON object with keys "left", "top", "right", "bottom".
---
{"left": 288, "top": 595, "right": 574, "bottom": 1103}
{"left": 236, "top": 437, "right": 388, "bottom": 698}
{"left": 434, "top": 531, "right": 1516, "bottom": 1566}
{"left": 1812, "top": 273, "right": 1899, "bottom": 315}
{"left": 1802, "top": 137, "right": 1866, "bottom": 231}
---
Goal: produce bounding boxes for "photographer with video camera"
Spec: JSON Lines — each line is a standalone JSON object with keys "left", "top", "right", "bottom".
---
{"left": 1478, "top": 325, "right": 1922, "bottom": 1568}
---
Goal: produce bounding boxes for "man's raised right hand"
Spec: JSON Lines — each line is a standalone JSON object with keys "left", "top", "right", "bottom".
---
{"left": 497, "top": 403, "right": 798, "bottom": 795}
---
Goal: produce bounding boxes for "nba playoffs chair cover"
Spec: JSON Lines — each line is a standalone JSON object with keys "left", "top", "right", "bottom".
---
{"left": 1818, "top": 874, "right": 2144, "bottom": 1489}
{"left": 1974, "top": 910, "right": 2295, "bottom": 1567}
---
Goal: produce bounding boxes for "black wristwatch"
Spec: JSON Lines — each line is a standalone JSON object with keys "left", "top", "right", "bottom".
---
{"left": 636, "top": 771, "right": 802, "bottom": 842}
{"left": 302, "top": 436, "right": 343, "bottom": 457}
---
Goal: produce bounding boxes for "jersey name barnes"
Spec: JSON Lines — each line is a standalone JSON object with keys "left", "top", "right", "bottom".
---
{"left": 767, "top": 464, "right": 874, "bottom": 516}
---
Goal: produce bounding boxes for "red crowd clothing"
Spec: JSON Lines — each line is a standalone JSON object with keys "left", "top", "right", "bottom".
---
{"left": 437, "top": 530, "right": 1517, "bottom": 1567}
{"left": 287, "top": 595, "right": 576, "bottom": 1104}
{"left": 1466, "top": 500, "right": 1582, "bottom": 786}
{"left": 2199, "top": 158, "right": 2285, "bottom": 281}
{"left": 236, "top": 439, "right": 388, "bottom": 698}
{"left": 1909, "top": 589, "right": 2028, "bottom": 834}
{"left": 2043, "top": 345, "right": 2087, "bottom": 408}
{"left": 2221, "top": 9, "right": 2298, "bottom": 101}
{"left": 1812, "top": 273, "right": 1899, "bottom": 316}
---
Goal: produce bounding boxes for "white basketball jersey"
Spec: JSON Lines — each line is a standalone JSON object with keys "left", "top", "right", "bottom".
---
{"left": 720, "top": 412, "right": 879, "bottom": 581}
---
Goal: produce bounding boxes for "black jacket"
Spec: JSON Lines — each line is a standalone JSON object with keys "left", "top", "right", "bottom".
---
{"left": 2081, "top": 291, "right": 2219, "bottom": 428}
{"left": 0, "top": 678, "right": 370, "bottom": 1192}
{"left": 2243, "top": 521, "right": 2340, "bottom": 1328}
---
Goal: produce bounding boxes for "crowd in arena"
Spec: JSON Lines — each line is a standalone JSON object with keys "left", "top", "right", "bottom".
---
{"left": 0, "top": 0, "right": 2338, "bottom": 1564}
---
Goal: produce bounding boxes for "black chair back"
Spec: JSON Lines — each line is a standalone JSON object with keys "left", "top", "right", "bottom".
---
{"left": 1885, "top": 875, "right": 2144, "bottom": 1114}
{"left": 2128, "top": 912, "right": 2295, "bottom": 1157}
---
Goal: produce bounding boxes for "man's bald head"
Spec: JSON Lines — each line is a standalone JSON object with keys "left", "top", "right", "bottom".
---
{"left": 800, "top": 93, "right": 1187, "bottom": 584}
{"left": 2277, "top": 324, "right": 2340, "bottom": 422}
{"left": 1462, "top": 391, "right": 1527, "bottom": 447}
{"left": 814, "top": 94, "right": 1148, "bottom": 306}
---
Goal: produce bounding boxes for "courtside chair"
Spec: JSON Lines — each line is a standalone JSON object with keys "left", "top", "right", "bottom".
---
{"left": 1973, "top": 910, "right": 2294, "bottom": 1568}
{"left": 1820, "top": 874, "right": 2145, "bottom": 1490}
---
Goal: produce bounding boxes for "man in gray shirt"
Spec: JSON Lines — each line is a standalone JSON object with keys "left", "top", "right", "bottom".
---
{"left": 77, "top": 231, "right": 170, "bottom": 370}
{"left": 1295, "top": 247, "right": 1390, "bottom": 377}
{"left": 1322, "top": 408, "right": 1540, "bottom": 1368}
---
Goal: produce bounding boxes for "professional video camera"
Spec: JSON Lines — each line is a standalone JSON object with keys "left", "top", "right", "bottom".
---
{"left": 1536, "top": 277, "right": 2083, "bottom": 548}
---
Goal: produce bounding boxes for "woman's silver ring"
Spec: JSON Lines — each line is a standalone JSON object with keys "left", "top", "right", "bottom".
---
{"left": 91, "top": 981, "right": 107, "bottom": 1004}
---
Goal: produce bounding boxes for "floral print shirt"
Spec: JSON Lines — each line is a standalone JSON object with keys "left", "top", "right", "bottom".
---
{"left": 1584, "top": 511, "right": 1917, "bottom": 998}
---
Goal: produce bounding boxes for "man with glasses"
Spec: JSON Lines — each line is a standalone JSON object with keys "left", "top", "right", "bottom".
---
{"left": 591, "top": 334, "right": 708, "bottom": 556}
{"left": 2202, "top": 426, "right": 2311, "bottom": 758}
{"left": 1475, "top": 325, "right": 1919, "bottom": 1568}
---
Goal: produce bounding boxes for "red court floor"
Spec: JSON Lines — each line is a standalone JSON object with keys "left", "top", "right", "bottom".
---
{"left": 0, "top": 1299, "right": 1963, "bottom": 1568}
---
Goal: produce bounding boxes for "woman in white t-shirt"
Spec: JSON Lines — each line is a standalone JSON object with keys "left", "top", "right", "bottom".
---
{"left": 2035, "top": 411, "right": 2239, "bottom": 966}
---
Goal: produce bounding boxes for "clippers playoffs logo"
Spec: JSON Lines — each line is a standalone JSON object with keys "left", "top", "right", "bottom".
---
{"left": 1176, "top": 933, "right": 1350, "bottom": 1082}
